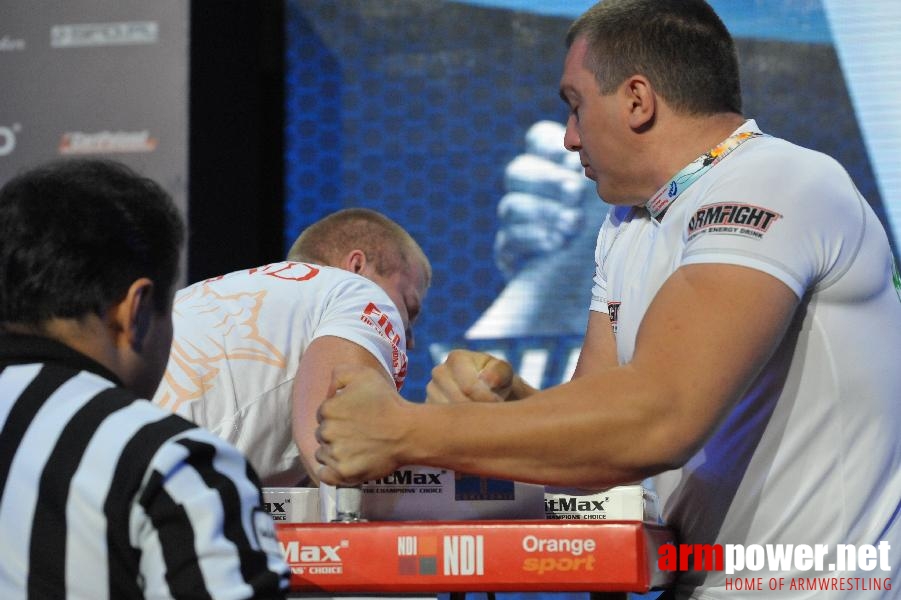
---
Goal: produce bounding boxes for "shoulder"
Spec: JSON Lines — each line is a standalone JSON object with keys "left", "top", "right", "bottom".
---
{"left": 320, "top": 267, "right": 396, "bottom": 305}
{"left": 699, "top": 135, "right": 861, "bottom": 221}
{"left": 729, "top": 135, "right": 852, "bottom": 191}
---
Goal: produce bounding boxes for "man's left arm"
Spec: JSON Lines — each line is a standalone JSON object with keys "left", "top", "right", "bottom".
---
{"left": 316, "top": 263, "right": 799, "bottom": 488}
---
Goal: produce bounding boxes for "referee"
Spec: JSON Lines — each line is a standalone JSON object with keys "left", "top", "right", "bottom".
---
{"left": 0, "top": 159, "right": 289, "bottom": 598}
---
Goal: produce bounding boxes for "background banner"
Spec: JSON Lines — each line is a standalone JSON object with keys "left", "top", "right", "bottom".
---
{"left": 283, "top": 0, "right": 898, "bottom": 400}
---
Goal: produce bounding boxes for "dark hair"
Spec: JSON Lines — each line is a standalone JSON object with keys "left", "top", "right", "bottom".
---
{"left": 566, "top": 0, "right": 742, "bottom": 115}
{"left": 0, "top": 158, "right": 185, "bottom": 326}
{"left": 287, "top": 207, "right": 431, "bottom": 284}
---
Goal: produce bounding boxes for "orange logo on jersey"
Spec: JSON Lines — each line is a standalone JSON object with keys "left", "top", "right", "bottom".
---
{"left": 155, "top": 283, "right": 287, "bottom": 412}
{"left": 249, "top": 261, "right": 320, "bottom": 281}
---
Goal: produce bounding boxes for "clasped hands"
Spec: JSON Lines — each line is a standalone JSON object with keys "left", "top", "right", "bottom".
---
{"left": 314, "top": 349, "right": 521, "bottom": 486}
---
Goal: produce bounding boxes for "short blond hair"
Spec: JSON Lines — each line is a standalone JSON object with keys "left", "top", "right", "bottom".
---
{"left": 287, "top": 208, "right": 431, "bottom": 283}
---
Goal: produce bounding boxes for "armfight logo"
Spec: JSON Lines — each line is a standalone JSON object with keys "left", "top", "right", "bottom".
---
{"left": 687, "top": 202, "right": 781, "bottom": 241}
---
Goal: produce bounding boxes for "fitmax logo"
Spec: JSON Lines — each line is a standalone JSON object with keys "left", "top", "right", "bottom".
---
{"left": 544, "top": 497, "right": 608, "bottom": 512}
{"left": 281, "top": 542, "right": 342, "bottom": 563}
{"left": 367, "top": 469, "right": 444, "bottom": 486}
{"left": 280, "top": 540, "right": 347, "bottom": 575}
{"left": 264, "top": 501, "right": 287, "bottom": 521}
{"left": 0, "top": 124, "right": 20, "bottom": 156}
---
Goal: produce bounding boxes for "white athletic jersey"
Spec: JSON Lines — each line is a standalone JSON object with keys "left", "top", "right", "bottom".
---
{"left": 153, "top": 262, "right": 408, "bottom": 485}
{"left": 590, "top": 121, "right": 901, "bottom": 598}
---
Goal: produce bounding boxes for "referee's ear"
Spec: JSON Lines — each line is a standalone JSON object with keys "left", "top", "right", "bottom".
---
{"left": 114, "top": 277, "right": 156, "bottom": 353}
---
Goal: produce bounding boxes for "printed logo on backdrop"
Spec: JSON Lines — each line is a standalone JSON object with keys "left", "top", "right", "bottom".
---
{"left": 59, "top": 131, "right": 157, "bottom": 155}
{"left": 50, "top": 21, "right": 158, "bottom": 48}
{"left": 0, "top": 35, "right": 26, "bottom": 52}
{"left": 0, "top": 124, "right": 20, "bottom": 157}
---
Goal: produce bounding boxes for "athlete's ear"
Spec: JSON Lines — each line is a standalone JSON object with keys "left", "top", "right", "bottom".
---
{"left": 340, "top": 249, "right": 368, "bottom": 275}
{"left": 622, "top": 74, "right": 656, "bottom": 132}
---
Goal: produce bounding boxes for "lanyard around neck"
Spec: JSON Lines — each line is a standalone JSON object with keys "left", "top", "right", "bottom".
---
{"left": 646, "top": 129, "right": 764, "bottom": 221}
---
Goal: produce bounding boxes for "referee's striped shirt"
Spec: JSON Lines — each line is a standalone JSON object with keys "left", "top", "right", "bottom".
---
{"left": 0, "top": 334, "right": 290, "bottom": 599}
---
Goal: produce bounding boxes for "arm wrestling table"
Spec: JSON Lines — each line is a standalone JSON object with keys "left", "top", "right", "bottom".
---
{"left": 277, "top": 520, "right": 675, "bottom": 600}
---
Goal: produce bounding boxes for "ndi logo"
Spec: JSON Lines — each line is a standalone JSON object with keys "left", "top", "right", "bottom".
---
{"left": 444, "top": 535, "right": 484, "bottom": 576}
{"left": 0, "top": 124, "right": 20, "bottom": 156}
{"left": 397, "top": 535, "right": 438, "bottom": 575}
{"left": 398, "top": 534, "right": 485, "bottom": 576}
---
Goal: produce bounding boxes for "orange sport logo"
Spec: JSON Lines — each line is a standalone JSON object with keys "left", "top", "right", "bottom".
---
{"left": 521, "top": 534, "right": 597, "bottom": 575}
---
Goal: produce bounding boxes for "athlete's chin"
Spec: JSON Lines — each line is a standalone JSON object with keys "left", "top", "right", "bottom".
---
{"left": 583, "top": 166, "right": 597, "bottom": 181}
{"left": 594, "top": 182, "right": 633, "bottom": 207}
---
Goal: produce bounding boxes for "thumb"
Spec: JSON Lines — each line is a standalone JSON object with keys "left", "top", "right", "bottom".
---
{"left": 476, "top": 356, "right": 514, "bottom": 399}
{"left": 327, "top": 363, "right": 358, "bottom": 399}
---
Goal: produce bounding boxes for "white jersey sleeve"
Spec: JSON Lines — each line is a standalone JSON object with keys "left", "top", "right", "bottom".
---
{"left": 312, "top": 274, "right": 408, "bottom": 390}
{"left": 590, "top": 205, "right": 635, "bottom": 314}
{"left": 151, "top": 262, "right": 410, "bottom": 484}
{"left": 679, "top": 138, "right": 870, "bottom": 298}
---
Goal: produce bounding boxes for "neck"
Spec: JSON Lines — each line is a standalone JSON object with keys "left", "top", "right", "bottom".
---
{"left": 644, "top": 112, "right": 747, "bottom": 198}
{"left": 7, "top": 316, "right": 123, "bottom": 378}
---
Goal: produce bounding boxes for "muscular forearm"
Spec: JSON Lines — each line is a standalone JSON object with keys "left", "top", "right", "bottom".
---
{"left": 319, "top": 265, "right": 798, "bottom": 489}
{"left": 399, "top": 365, "right": 698, "bottom": 488}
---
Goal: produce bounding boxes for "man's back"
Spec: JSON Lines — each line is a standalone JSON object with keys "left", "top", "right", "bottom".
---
{"left": 153, "top": 261, "right": 408, "bottom": 485}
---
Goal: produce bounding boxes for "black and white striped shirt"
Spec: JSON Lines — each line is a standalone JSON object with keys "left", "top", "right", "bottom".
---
{"left": 0, "top": 334, "right": 290, "bottom": 599}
